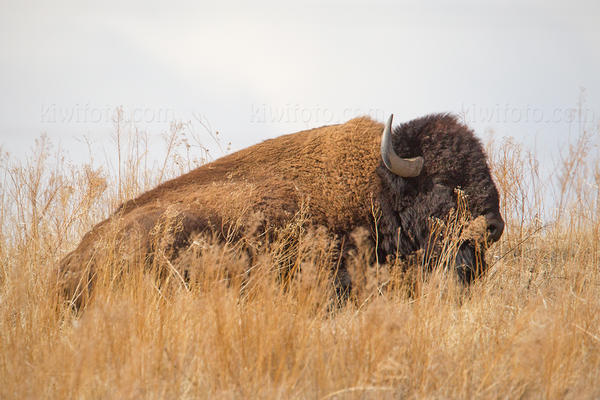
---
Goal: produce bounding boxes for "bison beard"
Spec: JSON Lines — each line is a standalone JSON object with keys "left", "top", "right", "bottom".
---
{"left": 455, "top": 242, "right": 486, "bottom": 284}
{"left": 58, "top": 114, "right": 504, "bottom": 305}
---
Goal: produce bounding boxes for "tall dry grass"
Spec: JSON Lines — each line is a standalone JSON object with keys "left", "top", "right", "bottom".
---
{"left": 1, "top": 113, "right": 599, "bottom": 399}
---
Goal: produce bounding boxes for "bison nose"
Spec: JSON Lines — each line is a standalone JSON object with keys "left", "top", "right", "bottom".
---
{"left": 485, "top": 213, "right": 504, "bottom": 243}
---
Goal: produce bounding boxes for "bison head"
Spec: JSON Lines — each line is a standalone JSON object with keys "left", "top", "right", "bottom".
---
{"left": 377, "top": 114, "right": 504, "bottom": 282}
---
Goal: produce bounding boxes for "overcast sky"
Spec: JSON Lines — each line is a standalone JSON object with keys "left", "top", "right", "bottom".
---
{"left": 1, "top": 0, "right": 599, "bottom": 168}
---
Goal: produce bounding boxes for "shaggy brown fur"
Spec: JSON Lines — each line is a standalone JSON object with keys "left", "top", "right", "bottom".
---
{"left": 60, "top": 114, "right": 503, "bottom": 301}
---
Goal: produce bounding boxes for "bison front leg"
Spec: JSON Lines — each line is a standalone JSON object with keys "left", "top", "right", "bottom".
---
{"left": 332, "top": 227, "right": 381, "bottom": 304}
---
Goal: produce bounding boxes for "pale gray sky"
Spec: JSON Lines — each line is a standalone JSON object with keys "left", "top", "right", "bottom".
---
{"left": 1, "top": 0, "right": 599, "bottom": 167}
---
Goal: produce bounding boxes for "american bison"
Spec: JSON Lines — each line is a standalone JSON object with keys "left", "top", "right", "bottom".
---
{"left": 60, "top": 114, "right": 504, "bottom": 302}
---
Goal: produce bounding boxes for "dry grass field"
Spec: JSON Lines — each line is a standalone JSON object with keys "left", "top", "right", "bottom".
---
{"left": 1, "top": 116, "right": 599, "bottom": 399}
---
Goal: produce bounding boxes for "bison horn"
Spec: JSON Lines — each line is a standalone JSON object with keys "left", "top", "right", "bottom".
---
{"left": 380, "top": 114, "right": 424, "bottom": 177}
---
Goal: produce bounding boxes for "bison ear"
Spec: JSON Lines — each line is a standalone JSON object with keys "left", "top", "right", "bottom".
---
{"left": 380, "top": 114, "right": 424, "bottom": 177}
